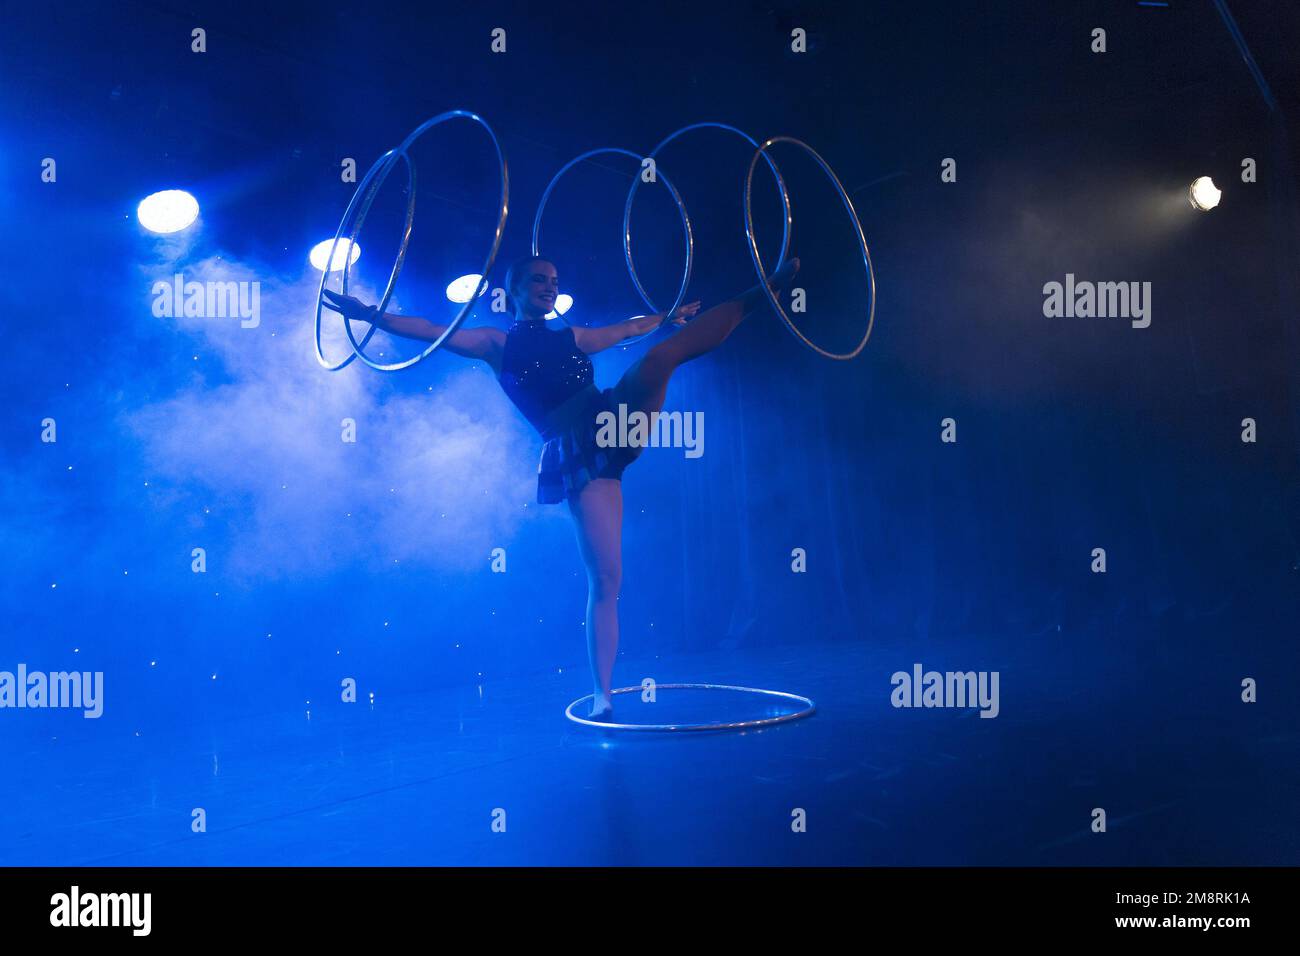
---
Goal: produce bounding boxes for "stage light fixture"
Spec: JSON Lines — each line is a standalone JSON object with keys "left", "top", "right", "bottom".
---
{"left": 1189, "top": 176, "right": 1221, "bottom": 211}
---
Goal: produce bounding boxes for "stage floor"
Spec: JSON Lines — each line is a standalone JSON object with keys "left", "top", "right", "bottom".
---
{"left": 2, "top": 634, "right": 1295, "bottom": 866}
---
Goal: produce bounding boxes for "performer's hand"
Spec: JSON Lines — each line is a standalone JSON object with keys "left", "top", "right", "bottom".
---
{"left": 669, "top": 300, "right": 702, "bottom": 326}
{"left": 628, "top": 300, "right": 701, "bottom": 336}
{"left": 322, "top": 289, "right": 378, "bottom": 324}
{"left": 628, "top": 313, "right": 662, "bottom": 335}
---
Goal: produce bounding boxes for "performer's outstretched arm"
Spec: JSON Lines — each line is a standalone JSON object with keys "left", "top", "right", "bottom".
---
{"left": 322, "top": 290, "right": 504, "bottom": 368}
{"left": 571, "top": 300, "right": 700, "bottom": 355}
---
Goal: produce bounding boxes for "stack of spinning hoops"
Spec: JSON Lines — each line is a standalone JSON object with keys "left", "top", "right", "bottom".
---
{"left": 315, "top": 110, "right": 875, "bottom": 373}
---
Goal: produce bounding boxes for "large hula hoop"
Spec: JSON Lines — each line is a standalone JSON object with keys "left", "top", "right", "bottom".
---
{"left": 314, "top": 148, "right": 413, "bottom": 371}
{"left": 743, "top": 136, "right": 876, "bottom": 361}
{"left": 532, "top": 147, "right": 694, "bottom": 348}
{"left": 315, "top": 110, "right": 508, "bottom": 373}
{"left": 623, "top": 122, "right": 792, "bottom": 318}
{"left": 565, "top": 682, "right": 816, "bottom": 732}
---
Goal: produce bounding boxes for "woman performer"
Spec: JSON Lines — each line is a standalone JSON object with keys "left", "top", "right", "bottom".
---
{"left": 322, "top": 253, "right": 798, "bottom": 717}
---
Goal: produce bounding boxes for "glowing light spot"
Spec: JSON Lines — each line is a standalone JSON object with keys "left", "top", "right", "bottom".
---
{"left": 137, "top": 189, "right": 200, "bottom": 234}
{"left": 544, "top": 293, "right": 574, "bottom": 319}
{"left": 1189, "top": 176, "right": 1221, "bottom": 211}
{"left": 309, "top": 238, "right": 361, "bottom": 272}
{"left": 446, "top": 273, "right": 486, "bottom": 303}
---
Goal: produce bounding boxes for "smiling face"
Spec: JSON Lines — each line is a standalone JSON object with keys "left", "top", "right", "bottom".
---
{"left": 511, "top": 259, "right": 559, "bottom": 319}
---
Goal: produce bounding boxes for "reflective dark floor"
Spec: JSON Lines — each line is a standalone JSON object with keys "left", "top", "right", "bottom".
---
{"left": 2, "top": 632, "right": 1296, "bottom": 866}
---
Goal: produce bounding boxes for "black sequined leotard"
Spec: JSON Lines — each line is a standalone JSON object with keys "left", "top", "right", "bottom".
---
{"left": 497, "top": 319, "right": 633, "bottom": 503}
{"left": 497, "top": 319, "right": 594, "bottom": 435}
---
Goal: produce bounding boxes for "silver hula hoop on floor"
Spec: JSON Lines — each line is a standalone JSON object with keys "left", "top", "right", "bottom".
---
{"left": 565, "top": 683, "right": 816, "bottom": 732}
{"left": 314, "top": 109, "right": 509, "bottom": 372}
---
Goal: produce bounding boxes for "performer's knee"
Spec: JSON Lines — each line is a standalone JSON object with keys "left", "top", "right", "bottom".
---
{"left": 588, "top": 565, "right": 622, "bottom": 602}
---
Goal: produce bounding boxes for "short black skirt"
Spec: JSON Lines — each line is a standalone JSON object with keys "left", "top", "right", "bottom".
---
{"left": 536, "top": 384, "right": 635, "bottom": 504}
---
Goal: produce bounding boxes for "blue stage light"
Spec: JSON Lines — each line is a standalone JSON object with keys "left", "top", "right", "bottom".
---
{"left": 446, "top": 273, "right": 486, "bottom": 303}
{"left": 309, "top": 238, "right": 361, "bottom": 272}
{"left": 137, "top": 189, "right": 199, "bottom": 234}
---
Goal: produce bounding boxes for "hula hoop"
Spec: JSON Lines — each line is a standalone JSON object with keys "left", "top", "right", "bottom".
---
{"left": 743, "top": 136, "right": 876, "bottom": 361}
{"left": 532, "top": 147, "right": 694, "bottom": 348}
{"left": 623, "top": 122, "right": 792, "bottom": 318}
{"left": 313, "top": 148, "right": 412, "bottom": 371}
{"left": 564, "top": 682, "right": 816, "bottom": 732}
{"left": 315, "top": 110, "right": 508, "bottom": 373}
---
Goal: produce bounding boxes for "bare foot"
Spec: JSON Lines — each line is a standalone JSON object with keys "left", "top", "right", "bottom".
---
{"left": 588, "top": 693, "right": 614, "bottom": 721}
{"left": 741, "top": 256, "right": 801, "bottom": 309}
{"left": 769, "top": 256, "right": 801, "bottom": 291}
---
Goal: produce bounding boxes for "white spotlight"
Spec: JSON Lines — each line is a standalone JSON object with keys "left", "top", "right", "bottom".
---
{"left": 446, "top": 273, "right": 486, "bottom": 303}
{"left": 137, "top": 189, "right": 200, "bottom": 234}
{"left": 309, "top": 238, "right": 361, "bottom": 272}
{"left": 545, "top": 293, "right": 574, "bottom": 319}
{"left": 1189, "top": 176, "right": 1221, "bottom": 212}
